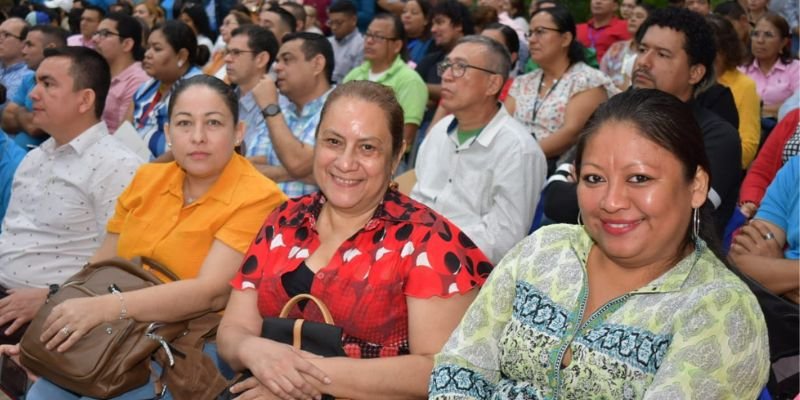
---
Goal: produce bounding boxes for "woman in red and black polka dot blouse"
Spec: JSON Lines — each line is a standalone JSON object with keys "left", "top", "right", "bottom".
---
{"left": 217, "top": 81, "right": 492, "bottom": 399}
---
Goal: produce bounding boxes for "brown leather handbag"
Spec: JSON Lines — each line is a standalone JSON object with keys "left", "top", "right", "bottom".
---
{"left": 19, "top": 257, "right": 188, "bottom": 399}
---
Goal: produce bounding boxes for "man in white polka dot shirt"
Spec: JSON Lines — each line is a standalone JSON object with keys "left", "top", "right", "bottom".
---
{"left": 0, "top": 47, "right": 143, "bottom": 344}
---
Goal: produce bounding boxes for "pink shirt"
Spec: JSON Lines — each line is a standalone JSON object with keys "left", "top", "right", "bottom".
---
{"left": 103, "top": 62, "right": 149, "bottom": 134}
{"left": 67, "top": 34, "right": 95, "bottom": 49}
{"left": 739, "top": 59, "right": 800, "bottom": 108}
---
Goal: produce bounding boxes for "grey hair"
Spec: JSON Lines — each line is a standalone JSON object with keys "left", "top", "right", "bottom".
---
{"left": 454, "top": 34, "right": 512, "bottom": 81}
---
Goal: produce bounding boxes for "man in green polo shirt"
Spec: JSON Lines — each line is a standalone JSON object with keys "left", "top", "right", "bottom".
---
{"left": 343, "top": 13, "right": 428, "bottom": 153}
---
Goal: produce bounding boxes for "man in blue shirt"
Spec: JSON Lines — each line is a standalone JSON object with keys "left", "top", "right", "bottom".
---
{"left": 0, "top": 18, "right": 33, "bottom": 117}
{"left": 0, "top": 132, "right": 25, "bottom": 228}
{"left": 1, "top": 25, "right": 68, "bottom": 151}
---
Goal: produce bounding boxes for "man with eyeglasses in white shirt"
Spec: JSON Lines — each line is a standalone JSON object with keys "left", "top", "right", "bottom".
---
{"left": 412, "top": 35, "right": 546, "bottom": 264}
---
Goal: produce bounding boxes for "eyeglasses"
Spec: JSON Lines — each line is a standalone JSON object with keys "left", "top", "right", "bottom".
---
{"left": 327, "top": 18, "right": 347, "bottom": 28}
{"left": 750, "top": 30, "right": 777, "bottom": 39}
{"left": 527, "top": 26, "right": 561, "bottom": 38}
{"left": 223, "top": 48, "right": 256, "bottom": 57}
{"left": 93, "top": 29, "right": 122, "bottom": 39}
{"left": 0, "top": 31, "right": 22, "bottom": 40}
{"left": 436, "top": 60, "right": 498, "bottom": 78}
{"left": 364, "top": 31, "right": 398, "bottom": 42}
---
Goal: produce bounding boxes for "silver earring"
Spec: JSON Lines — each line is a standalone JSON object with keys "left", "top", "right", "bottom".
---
{"left": 177, "top": 60, "right": 184, "bottom": 68}
{"left": 692, "top": 207, "right": 700, "bottom": 241}
{"left": 577, "top": 210, "right": 583, "bottom": 226}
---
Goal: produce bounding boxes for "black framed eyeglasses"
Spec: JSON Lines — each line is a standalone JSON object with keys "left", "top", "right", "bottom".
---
{"left": 0, "top": 31, "right": 22, "bottom": 40}
{"left": 93, "top": 29, "right": 122, "bottom": 39}
{"left": 436, "top": 60, "right": 498, "bottom": 78}
{"left": 223, "top": 48, "right": 257, "bottom": 57}
{"left": 527, "top": 26, "right": 562, "bottom": 38}
{"left": 364, "top": 31, "right": 398, "bottom": 42}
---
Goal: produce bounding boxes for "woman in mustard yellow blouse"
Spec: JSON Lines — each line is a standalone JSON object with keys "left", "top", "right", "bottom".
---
{"left": 16, "top": 75, "right": 287, "bottom": 400}
{"left": 707, "top": 14, "right": 761, "bottom": 169}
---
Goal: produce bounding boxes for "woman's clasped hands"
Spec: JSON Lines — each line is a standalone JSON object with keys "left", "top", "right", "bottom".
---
{"left": 231, "top": 336, "right": 331, "bottom": 400}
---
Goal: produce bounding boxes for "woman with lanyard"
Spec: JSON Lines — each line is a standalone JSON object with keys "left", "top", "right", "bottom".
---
{"left": 505, "top": 5, "right": 617, "bottom": 174}
{"left": 127, "top": 20, "right": 208, "bottom": 159}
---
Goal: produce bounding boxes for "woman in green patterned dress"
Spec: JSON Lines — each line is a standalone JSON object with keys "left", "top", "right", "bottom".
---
{"left": 429, "top": 89, "right": 770, "bottom": 399}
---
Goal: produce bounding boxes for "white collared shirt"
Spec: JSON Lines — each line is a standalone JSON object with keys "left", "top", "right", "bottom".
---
{"left": 411, "top": 105, "right": 547, "bottom": 264}
{"left": 0, "top": 122, "right": 144, "bottom": 288}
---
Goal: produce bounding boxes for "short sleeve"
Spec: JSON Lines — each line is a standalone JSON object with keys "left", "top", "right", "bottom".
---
{"left": 216, "top": 183, "right": 287, "bottom": 253}
{"left": 564, "top": 64, "right": 618, "bottom": 99}
{"left": 643, "top": 284, "right": 769, "bottom": 399}
{"left": 230, "top": 203, "right": 286, "bottom": 291}
{"left": 403, "top": 215, "right": 493, "bottom": 298}
{"left": 106, "top": 177, "right": 136, "bottom": 234}
{"left": 754, "top": 155, "right": 799, "bottom": 236}
{"left": 429, "top": 237, "right": 525, "bottom": 399}
{"left": 395, "top": 74, "right": 429, "bottom": 126}
{"left": 508, "top": 75, "right": 522, "bottom": 99}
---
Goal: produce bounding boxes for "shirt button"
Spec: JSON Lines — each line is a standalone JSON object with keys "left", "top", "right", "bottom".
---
{"left": 448, "top": 179, "right": 452, "bottom": 183}
{"left": 317, "top": 272, "right": 325, "bottom": 279}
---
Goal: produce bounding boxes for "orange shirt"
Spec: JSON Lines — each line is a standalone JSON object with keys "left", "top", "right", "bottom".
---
{"left": 107, "top": 154, "right": 286, "bottom": 279}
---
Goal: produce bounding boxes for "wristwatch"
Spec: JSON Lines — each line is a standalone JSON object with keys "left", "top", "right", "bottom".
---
{"left": 261, "top": 103, "right": 281, "bottom": 118}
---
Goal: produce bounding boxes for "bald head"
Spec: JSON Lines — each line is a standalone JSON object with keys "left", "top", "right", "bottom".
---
{"left": 0, "top": 18, "right": 28, "bottom": 65}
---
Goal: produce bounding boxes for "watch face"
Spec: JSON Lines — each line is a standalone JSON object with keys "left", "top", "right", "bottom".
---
{"left": 264, "top": 104, "right": 281, "bottom": 117}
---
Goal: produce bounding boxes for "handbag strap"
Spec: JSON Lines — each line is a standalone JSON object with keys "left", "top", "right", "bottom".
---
{"left": 279, "top": 294, "right": 336, "bottom": 324}
{"left": 83, "top": 257, "right": 162, "bottom": 285}
{"left": 292, "top": 320, "right": 303, "bottom": 350}
{"left": 137, "top": 256, "right": 181, "bottom": 282}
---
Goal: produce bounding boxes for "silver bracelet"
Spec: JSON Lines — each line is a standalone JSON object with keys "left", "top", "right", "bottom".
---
{"left": 109, "top": 285, "right": 128, "bottom": 320}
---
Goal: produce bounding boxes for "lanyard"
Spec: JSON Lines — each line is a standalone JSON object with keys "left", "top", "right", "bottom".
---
{"left": 531, "top": 73, "right": 562, "bottom": 124}
{"left": 137, "top": 88, "right": 164, "bottom": 130}
{"left": 587, "top": 25, "right": 598, "bottom": 50}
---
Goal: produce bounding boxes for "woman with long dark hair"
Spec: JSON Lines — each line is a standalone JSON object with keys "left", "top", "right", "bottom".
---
{"left": 431, "top": 88, "right": 769, "bottom": 399}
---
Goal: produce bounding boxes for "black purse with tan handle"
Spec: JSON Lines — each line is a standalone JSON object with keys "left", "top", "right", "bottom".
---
{"left": 218, "top": 294, "right": 345, "bottom": 400}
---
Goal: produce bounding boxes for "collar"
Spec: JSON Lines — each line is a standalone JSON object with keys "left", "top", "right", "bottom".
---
{"left": 289, "top": 188, "right": 425, "bottom": 232}
{"left": 112, "top": 62, "right": 144, "bottom": 83}
{"left": 280, "top": 87, "right": 332, "bottom": 118}
{"left": 718, "top": 68, "right": 737, "bottom": 83}
{"left": 0, "top": 61, "right": 27, "bottom": 73}
{"left": 335, "top": 29, "right": 361, "bottom": 44}
{"left": 587, "top": 16, "right": 618, "bottom": 29}
{"left": 571, "top": 225, "right": 707, "bottom": 294}
{"left": 363, "top": 55, "right": 407, "bottom": 82}
{"left": 447, "top": 103, "right": 510, "bottom": 148}
{"left": 238, "top": 89, "right": 259, "bottom": 113}
{"left": 164, "top": 153, "right": 248, "bottom": 206}
{"left": 39, "top": 121, "right": 109, "bottom": 156}
{"left": 745, "top": 58, "right": 789, "bottom": 74}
